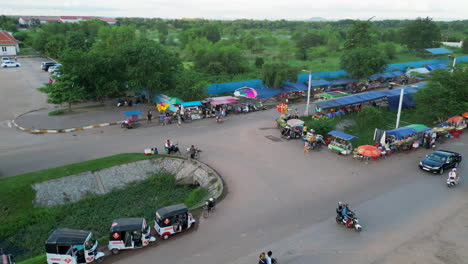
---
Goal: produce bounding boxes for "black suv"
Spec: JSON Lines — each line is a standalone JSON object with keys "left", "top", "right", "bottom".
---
{"left": 41, "top": 61, "right": 57, "bottom": 71}
{"left": 419, "top": 150, "right": 462, "bottom": 174}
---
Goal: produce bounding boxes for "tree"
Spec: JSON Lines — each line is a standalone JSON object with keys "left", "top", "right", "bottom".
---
{"left": 255, "top": 57, "right": 264, "bottom": 68}
{"left": 118, "top": 40, "right": 182, "bottom": 101}
{"left": 155, "top": 21, "right": 169, "bottom": 35}
{"left": 414, "top": 70, "right": 468, "bottom": 123}
{"left": 66, "top": 31, "right": 92, "bottom": 51}
{"left": 462, "top": 37, "right": 468, "bottom": 54}
{"left": 30, "top": 18, "right": 41, "bottom": 28}
{"left": 400, "top": 17, "right": 441, "bottom": 50}
{"left": 44, "top": 35, "right": 66, "bottom": 58}
{"left": 340, "top": 47, "right": 388, "bottom": 79}
{"left": 344, "top": 20, "right": 377, "bottom": 50}
{"left": 193, "top": 42, "right": 247, "bottom": 74}
{"left": 200, "top": 23, "right": 221, "bottom": 43}
{"left": 170, "top": 70, "right": 208, "bottom": 101}
{"left": 38, "top": 75, "right": 86, "bottom": 111}
{"left": 381, "top": 42, "right": 397, "bottom": 60}
{"left": 294, "top": 32, "right": 325, "bottom": 60}
{"left": 262, "top": 62, "right": 298, "bottom": 88}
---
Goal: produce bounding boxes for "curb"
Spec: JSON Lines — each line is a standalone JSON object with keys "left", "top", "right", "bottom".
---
{"left": 12, "top": 118, "right": 149, "bottom": 134}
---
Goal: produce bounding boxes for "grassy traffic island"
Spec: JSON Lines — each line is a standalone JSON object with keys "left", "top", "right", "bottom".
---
{"left": 0, "top": 153, "right": 209, "bottom": 263}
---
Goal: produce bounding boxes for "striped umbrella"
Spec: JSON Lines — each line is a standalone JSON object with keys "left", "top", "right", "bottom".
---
{"left": 356, "top": 145, "right": 381, "bottom": 157}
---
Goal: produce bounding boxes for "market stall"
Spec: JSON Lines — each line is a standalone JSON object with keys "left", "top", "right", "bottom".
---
{"left": 385, "top": 127, "right": 421, "bottom": 151}
{"left": 327, "top": 130, "right": 358, "bottom": 155}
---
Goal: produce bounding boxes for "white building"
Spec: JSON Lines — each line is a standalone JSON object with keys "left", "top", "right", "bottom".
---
{"left": 442, "top": 41, "right": 463, "bottom": 48}
{"left": 18, "top": 16, "right": 117, "bottom": 26}
{"left": 0, "top": 31, "right": 20, "bottom": 56}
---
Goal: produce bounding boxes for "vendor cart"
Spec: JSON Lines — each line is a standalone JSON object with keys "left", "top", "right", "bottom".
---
{"left": 327, "top": 130, "right": 358, "bottom": 155}
{"left": 121, "top": 110, "right": 142, "bottom": 129}
{"left": 281, "top": 119, "right": 304, "bottom": 140}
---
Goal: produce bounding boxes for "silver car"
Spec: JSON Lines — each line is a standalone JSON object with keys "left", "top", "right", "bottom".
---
{"left": 1, "top": 61, "right": 21, "bottom": 68}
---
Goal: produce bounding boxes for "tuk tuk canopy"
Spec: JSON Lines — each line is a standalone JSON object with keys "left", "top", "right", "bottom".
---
{"left": 328, "top": 130, "right": 358, "bottom": 140}
{"left": 46, "top": 228, "right": 90, "bottom": 246}
{"left": 124, "top": 110, "right": 142, "bottom": 116}
{"left": 111, "top": 218, "right": 145, "bottom": 233}
{"left": 156, "top": 204, "right": 188, "bottom": 219}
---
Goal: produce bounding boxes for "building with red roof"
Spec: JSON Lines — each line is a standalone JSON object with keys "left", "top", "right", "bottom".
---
{"left": 0, "top": 31, "right": 20, "bottom": 56}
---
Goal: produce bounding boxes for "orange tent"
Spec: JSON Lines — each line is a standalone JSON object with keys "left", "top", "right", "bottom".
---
{"left": 462, "top": 112, "right": 468, "bottom": 118}
{"left": 447, "top": 116, "right": 463, "bottom": 123}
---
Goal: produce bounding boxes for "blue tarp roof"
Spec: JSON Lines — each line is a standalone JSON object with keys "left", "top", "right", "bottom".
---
{"left": 426, "top": 64, "right": 447, "bottom": 71}
{"left": 369, "top": 71, "right": 405, "bottom": 81}
{"left": 315, "top": 99, "right": 342, "bottom": 109}
{"left": 181, "top": 101, "right": 202, "bottom": 107}
{"left": 328, "top": 130, "right": 359, "bottom": 140}
{"left": 385, "top": 127, "right": 417, "bottom": 139}
{"left": 283, "top": 82, "right": 308, "bottom": 92}
{"left": 124, "top": 110, "right": 142, "bottom": 116}
{"left": 330, "top": 78, "right": 358, "bottom": 86}
{"left": 309, "top": 80, "right": 331, "bottom": 87}
{"left": 424, "top": 48, "right": 453, "bottom": 55}
{"left": 256, "top": 88, "right": 283, "bottom": 99}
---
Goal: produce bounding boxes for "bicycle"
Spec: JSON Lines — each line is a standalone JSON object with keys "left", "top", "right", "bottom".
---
{"left": 203, "top": 204, "right": 216, "bottom": 218}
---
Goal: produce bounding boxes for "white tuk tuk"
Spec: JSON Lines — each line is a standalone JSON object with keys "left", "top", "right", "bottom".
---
{"left": 45, "top": 228, "right": 104, "bottom": 264}
{"left": 108, "top": 218, "right": 156, "bottom": 254}
{"left": 154, "top": 204, "right": 196, "bottom": 240}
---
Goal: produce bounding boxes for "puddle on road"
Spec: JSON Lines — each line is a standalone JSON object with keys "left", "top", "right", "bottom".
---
{"left": 265, "top": 135, "right": 283, "bottom": 142}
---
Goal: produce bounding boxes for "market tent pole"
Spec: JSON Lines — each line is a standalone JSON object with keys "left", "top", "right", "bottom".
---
{"left": 395, "top": 88, "right": 404, "bottom": 128}
{"left": 302, "top": 70, "right": 312, "bottom": 116}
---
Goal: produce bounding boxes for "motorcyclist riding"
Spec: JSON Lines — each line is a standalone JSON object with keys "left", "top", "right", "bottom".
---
{"left": 205, "top": 197, "right": 216, "bottom": 211}
{"left": 448, "top": 168, "right": 459, "bottom": 184}
{"left": 341, "top": 204, "right": 354, "bottom": 225}
{"left": 336, "top": 201, "right": 344, "bottom": 216}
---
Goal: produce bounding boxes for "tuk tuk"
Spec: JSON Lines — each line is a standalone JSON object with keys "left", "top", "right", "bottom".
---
{"left": 121, "top": 110, "right": 141, "bottom": 129}
{"left": 45, "top": 228, "right": 104, "bottom": 264}
{"left": 0, "top": 249, "right": 15, "bottom": 264}
{"left": 108, "top": 218, "right": 156, "bottom": 254}
{"left": 154, "top": 204, "right": 195, "bottom": 240}
{"left": 281, "top": 119, "right": 304, "bottom": 140}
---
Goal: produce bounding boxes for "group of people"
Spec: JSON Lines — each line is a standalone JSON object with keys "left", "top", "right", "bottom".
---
{"left": 336, "top": 202, "right": 355, "bottom": 225}
{"left": 259, "top": 251, "right": 277, "bottom": 264}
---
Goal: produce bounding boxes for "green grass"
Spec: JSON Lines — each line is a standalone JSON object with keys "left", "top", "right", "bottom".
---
{"left": 47, "top": 109, "right": 65, "bottom": 116}
{"left": 17, "top": 47, "right": 40, "bottom": 56}
{"left": 0, "top": 153, "right": 201, "bottom": 261}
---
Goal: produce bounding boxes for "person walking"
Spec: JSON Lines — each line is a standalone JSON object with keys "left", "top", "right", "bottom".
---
{"left": 303, "top": 140, "right": 309, "bottom": 153}
{"left": 177, "top": 113, "right": 182, "bottom": 127}
{"left": 147, "top": 110, "right": 152, "bottom": 124}
{"left": 266, "top": 251, "right": 277, "bottom": 264}
{"left": 259, "top": 252, "right": 267, "bottom": 264}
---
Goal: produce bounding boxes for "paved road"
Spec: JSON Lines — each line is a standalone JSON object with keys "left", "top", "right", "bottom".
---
{"left": 1, "top": 58, "right": 467, "bottom": 263}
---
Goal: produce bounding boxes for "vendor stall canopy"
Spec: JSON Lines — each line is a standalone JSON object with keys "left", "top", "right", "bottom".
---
{"left": 424, "top": 48, "right": 453, "bottom": 55}
{"left": 180, "top": 101, "right": 202, "bottom": 107}
{"left": 328, "top": 130, "right": 359, "bottom": 140}
{"left": 385, "top": 127, "right": 417, "bottom": 139}
{"left": 404, "top": 124, "right": 430, "bottom": 132}
{"left": 369, "top": 71, "right": 405, "bottom": 81}
{"left": 426, "top": 64, "right": 447, "bottom": 71}
{"left": 124, "top": 110, "right": 142, "bottom": 116}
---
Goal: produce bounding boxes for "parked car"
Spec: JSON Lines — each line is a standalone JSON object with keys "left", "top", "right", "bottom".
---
{"left": 1, "top": 61, "right": 20, "bottom": 68}
{"left": 1, "top": 57, "right": 10, "bottom": 62}
{"left": 41, "top": 61, "right": 56, "bottom": 71}
{"left": 419, "top": 150, "right": 462, "bottom": 174}
{"left": 48, "top": 64, "right": 62, "bottom": 73}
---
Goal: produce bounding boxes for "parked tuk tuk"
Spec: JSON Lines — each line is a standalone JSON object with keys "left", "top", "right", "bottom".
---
{"left": 121, "top": 110, "right": 141, "bottom": 129}
{"left": 108, "top": 218, "right": 156, "bottom": 254}
{"left": 281, "top": 119, "right": 304, "bottom": 140}
{"left": 154, "top": 204, "right": 196, "bottom": 240}
{"left": 0, "top": 249, "right": 15, "bottom": 264}
{"left": 327, "top": 130, "right": 358, "bottom": 155}
{"left": 45, "top": 228, "right": 104, "bottom": 264}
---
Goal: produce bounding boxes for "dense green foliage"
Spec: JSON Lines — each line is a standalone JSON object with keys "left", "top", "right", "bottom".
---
{"left": 262, "top": 62, "right": 298, "bottom": 87}
{"left": 0, "top": 154, "right": 206, "bottom": 261}
{"left": 413, "top": 69, "right": 468, "bottom": 123}
{"left": 300, "top": 117, "right": 337, "bottom": 136}
{"left": 400, "top": 17, "right": 441, "bottom": 51}
{"left": 13, "top": 16, "right": 468, "bottom": 101}
{"left": 0, "top": 15, "right": 19, "bottom": 32}
{"left": 340, "top": 47, "right": 388, "bottom": 79}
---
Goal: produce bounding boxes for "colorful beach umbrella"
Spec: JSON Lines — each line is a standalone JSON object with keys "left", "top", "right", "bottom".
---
{"left": 157, "top": 102, "right": 170, "bottom": 112}
{"left": 447, "top": 116, "right": 463, "bottom": 123}
{"left": 276, "top": 103, "right": 289, "bottom": 113}
{"left": 234, "top": 87, "right": 258, "bottom": 98}
{"left": 168, "top": 97, "right": 184, "bottom": 104}
{"left": 356, "top": 145, "right": 381, "bottom": 157}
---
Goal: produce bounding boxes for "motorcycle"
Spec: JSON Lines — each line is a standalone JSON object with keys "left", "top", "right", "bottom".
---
{"left": 447, "top": 175, "right": 459, "bottom": 188}
{"left": 335, "top": 213, "right": 362, "bottom": 232}
{"left": 216, "top": 116, "right": 224, "bottom": 123}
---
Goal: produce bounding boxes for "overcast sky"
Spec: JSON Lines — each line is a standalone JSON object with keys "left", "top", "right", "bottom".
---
{"left": 3, "top": 0, "right": 467, "bottom": 20}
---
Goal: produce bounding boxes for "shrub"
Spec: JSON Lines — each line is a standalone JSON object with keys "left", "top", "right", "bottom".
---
{"left": 184, "top": 187, "right": 209, "bottom": 208}
{"left": 48, "top": 109, "right": 65, "bottom": 116}
{"left": 300, "top": 116, "right": 337, "bottom": 135}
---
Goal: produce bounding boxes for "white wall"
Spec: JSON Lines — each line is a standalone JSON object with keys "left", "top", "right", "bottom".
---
{"left": 442, "top": 41, "right": 463, "bottom": 48}
{"left": 0, "top": 46, "right": 17, "bottom": 56}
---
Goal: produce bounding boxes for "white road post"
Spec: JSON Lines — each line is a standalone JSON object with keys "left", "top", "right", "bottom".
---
{"left": 395, "top": 88, "right": 405, "bottom": 128}
{"left": 304, "top": 71, "right": 312, "bottom": 116}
